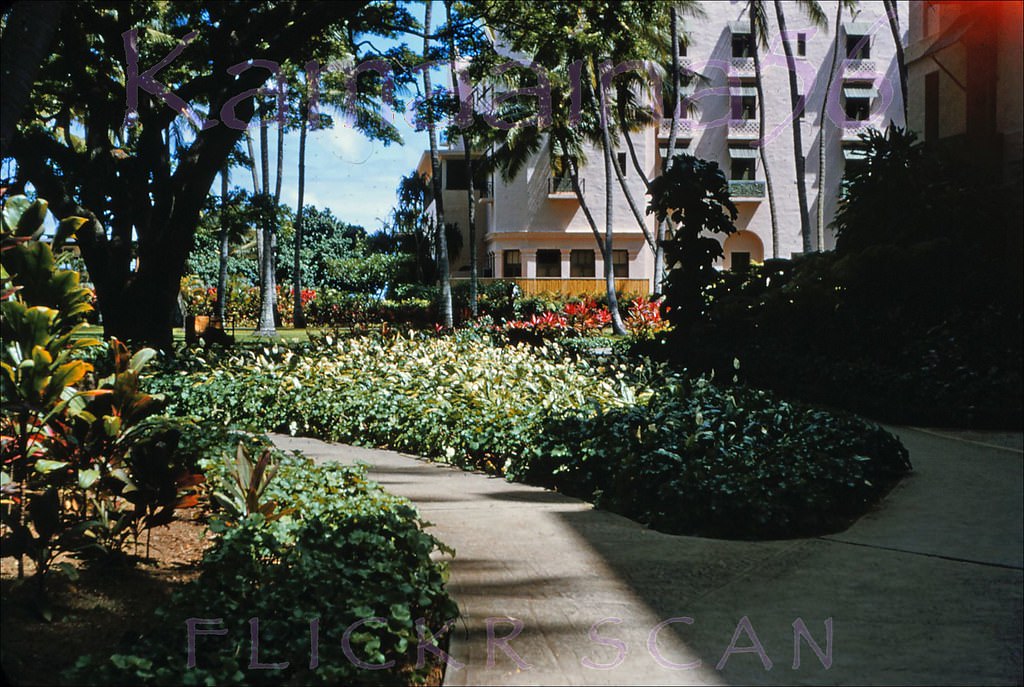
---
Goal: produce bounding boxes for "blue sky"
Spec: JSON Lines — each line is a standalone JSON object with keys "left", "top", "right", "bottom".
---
{"left": 254, "top": 109, "right": 429, "bottom": 233}
{"left": 234, "top": 3, "right": 441, "bottom": 233}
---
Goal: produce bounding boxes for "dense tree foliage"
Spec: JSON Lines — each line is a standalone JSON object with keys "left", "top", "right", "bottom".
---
{"left": 2, "top": 0, "right": 420, "bottom": 347}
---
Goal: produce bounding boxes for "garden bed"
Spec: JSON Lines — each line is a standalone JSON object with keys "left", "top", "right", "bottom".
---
{"left": 1, "top": 516, "right": 209, "bottom": 686}
{"left": 147, "top": 333, "right": 913, "bottom": 540}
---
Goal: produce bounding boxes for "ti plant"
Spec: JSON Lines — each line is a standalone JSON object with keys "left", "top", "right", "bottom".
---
{"left": 0, "top": 196, "right": 202, "bottom": 598}
{"left": 211, "top": 443, "right": 292, "bottom": 525}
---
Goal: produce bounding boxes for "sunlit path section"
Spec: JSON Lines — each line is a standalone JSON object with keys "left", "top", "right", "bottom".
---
{"left": 272, "top": 428, "right": 1023, "bottom": 685}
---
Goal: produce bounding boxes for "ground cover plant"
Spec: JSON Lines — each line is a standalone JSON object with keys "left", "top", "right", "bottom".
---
{"left": 69, "top": 430, "right": 458, "bottom": 686}
{"left": 147, "top": 333, "right": 911, "bottom": 539}
{"left": 2, "top": 198, "right": 458, "bottom": 686}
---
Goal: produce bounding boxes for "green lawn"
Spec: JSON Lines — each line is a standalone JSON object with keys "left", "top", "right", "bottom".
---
{"left": 75, "top": 325, "right": 323, "bottom": 343}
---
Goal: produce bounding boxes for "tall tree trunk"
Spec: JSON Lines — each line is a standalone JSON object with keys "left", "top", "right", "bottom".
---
{"left": 774, "top": 0, "right": 813, "bottom": 253}
{"left": 817, "top": 0, "right": 845, "bottom": 251}
{"left": 446, "top": 0, "right": 479, "bottom": 318}
{"left": 216, "top": 166, "right": 229, "bottom": 321}
{"left": 656, "top": 4, "right": 682, "bottom": 296}
{"left": 423, "top": 1, "right": 454, "bottom": 328}
{"left": 245, "top": 127, "right": 264, "bottom": 288}
{"left": 597, "top": 64, "right": 629, "bottom": 336}
{"left": 751, "top": 11, "right": 781, "bottom": 258}
{"left": 272, "top": 94, "right": 285, "bottom": 325}
{"left": 293, "top": 98, "right": 308, "bottom": 329}
{"left": 256, "top": 98, "right": 277, "bottom": 334}
{"left": 0, "top": 1, "right": 65, "bottom": 158}
{"left": 883, "top": 0, "right": 908, "bottom": 126}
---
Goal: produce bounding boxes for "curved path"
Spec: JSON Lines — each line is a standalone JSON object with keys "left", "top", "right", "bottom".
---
{"left": 272, "top": 426, "right": 1023, "bottom": 685}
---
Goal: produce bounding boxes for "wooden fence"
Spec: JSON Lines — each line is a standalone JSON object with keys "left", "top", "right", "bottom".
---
{"left": 452, "top": 277, "right": 650, "bottom": 298}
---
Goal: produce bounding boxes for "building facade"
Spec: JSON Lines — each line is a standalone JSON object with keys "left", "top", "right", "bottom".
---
{"left": 421, "top": 1, "right": 909, "bottom": 293}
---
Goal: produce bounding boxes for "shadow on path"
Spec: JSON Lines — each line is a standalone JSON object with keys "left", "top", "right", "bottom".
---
{"left": 271, "top": 428, "right": 1023, "bottom": 685}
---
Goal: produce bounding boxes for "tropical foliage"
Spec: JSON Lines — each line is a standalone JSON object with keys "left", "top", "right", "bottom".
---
{"left": 69, "top": 431, "right": 457, "bottom": 685}
{"left": 651, "top": 127, "right": 1023, "bottom": 428}
{"left": 1, "top": 198, "right": 202, "bottom": 589}
{"left": 146, "top": 334, "right": 911, "bottom": 538}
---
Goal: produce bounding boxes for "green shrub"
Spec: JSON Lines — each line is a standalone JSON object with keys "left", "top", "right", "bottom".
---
{"left": 70, "top": 435, "right": 457, "bottom": 685}
{"left": 147, "top": 333, "right": 635, "bottom": 473}
{"left": 146, "top": 335, "right": 911, "bottom": 538}
{"left": 1, "top": 199, "right": 202, "bottom": 583}
{"left": 518, "top": 377, "right": 911, "bottom": 538}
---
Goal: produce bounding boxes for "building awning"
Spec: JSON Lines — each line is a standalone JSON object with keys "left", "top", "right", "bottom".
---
{"left": 730, "top": 85, "right": 758, "bottom": 96}
{"left": 728, "top": 146, "right": 758, "bottom": 159}
{"left": 843, "top": 86, "right": 878, "bottom": 98}
{"left": 729, "top": 21, "right": 751, "bottom": 34}
{"left": 842, "top": 148, "right": 868, "bottom": 160}
{"left": 843, "top": 20, "right": 874, "bottom": 36}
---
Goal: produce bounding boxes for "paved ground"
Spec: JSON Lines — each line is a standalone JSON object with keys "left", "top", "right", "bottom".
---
{"left": 272, "top": 426, "right": 1023, "bottom": 686}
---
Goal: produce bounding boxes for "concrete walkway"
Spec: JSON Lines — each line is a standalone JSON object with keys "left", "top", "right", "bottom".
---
{"left": 272, "top": 426, "right": 1023, "bottom": 685}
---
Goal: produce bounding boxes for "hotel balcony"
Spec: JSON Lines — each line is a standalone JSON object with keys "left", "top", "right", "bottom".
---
{"left": 729, "top": 57, "right": 756, "bottom": 77}
{"left": 728, "top": 118, "right": 760, "bottom": 140}
{"left": 548, "top": 176, "right": 581, "bottom": 198}
{"left": 728, "top": 180, "right": 766, "bottom": 201}
{"left": 840, "top": 122, "right": 874, "bottom": 142}
{"left": 658, "top": 118, "right": 694, "bottom": 140}
{"left": 842, "top": 58, "right": 877, "bottom": 77}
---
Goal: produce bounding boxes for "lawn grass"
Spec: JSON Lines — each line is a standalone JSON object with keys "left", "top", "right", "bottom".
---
{"left": 74, "top": 325, "right": 324, "bottom": 343}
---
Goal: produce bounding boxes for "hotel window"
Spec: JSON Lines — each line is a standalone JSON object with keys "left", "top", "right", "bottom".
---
{"left": 731, "top": 31, "right": 754, "bottom": 58}
{"left": 731, "top": 90, "right": 757, "bottom": 120}
{"left": 678, "top": 41, "right": 688, "bottom": 57}
{"left": 797, "top": 33, "right": 807, "bottom": 57}
{"left": 842, "top": 147, "right": 869, "bottom": 188}
{"left": 503, "top": 249, "right": 521, "bottom": 278}
{"left": 536, "top": 249, "right": 561, "bottom": 278}
{"left": 570, "top": 249, "right": 596, "bottom": 278}
{"left": 445, "top": 160, "right": 468, "bottom": 190}
{"left": 796, "top": 94, "right": 806, "bottom": 120}
{"left": 846, "top": 33, "right": 870, "bottom": 59}
{"left": 729, "top": 145, "right": 758, "bottom": 179}
{"left": 612, "top": 250, "right": 629, "bottom": 278}
{"left": 731, "top": 158, "right": 756, "bottom": 181}
{"left": 616, "top": 152, "right": 628, "bottom": 176}
{"left": 731, "top": 252, "right": 752, "bottom": 272}
{"left": 839, "top": 87, "right": 872, "bottom": 122}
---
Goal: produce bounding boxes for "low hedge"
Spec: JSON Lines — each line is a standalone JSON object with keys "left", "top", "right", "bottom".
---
{"left": 517, "top": 377, "right": 910, "bottom": 538}
{"left": 146, "top": 334, "right": 912, "bottom": 540}
{"left": 71, "top": 429, "right": 458, "bottom": 685}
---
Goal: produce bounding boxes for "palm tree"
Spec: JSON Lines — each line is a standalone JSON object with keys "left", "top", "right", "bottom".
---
{"left": 292, "top": 93, "right": 309, "bottom": 328}
{"left": 817, "top": 1, "right": 858, "bottom": 250}
{"left": 773, "top": 0, "right": 827, "bottom": 254}
{"left": 882, "top": 0, "right": 908, "bottom": 125}
{"left": 255, "top": 97, "right": 278, "bottom": 336}
{"left": 445, "top": 0, "right": 479, "bottom": 318}
{"left": 613, "top": 2, "right": 704, "bottom": 295}
{"left": 216, "top": 165, "right": 230, "bottom": 322}
{"left": 422, "top": 0, "right": 454, "bottom": 328}
{"left": 749, "top": 1, "right": 782, "bottom": 258}
{"left": 595, "top": 59, "right": 629, "bottom": 335}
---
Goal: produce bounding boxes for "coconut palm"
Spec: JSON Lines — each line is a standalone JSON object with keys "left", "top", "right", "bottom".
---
{"left": 422, "top": 0, "right": 455, "bottom": 328}
{"left": 748, "top": 0, "right": 782, "bottom": 258}
{"left": 817, "top": 1, "right": 859, "bottom": 250}
{"left": 882, "top": 0, "right": 908, "bottom": 125}
{"left": 773, "top": 0, "right": 828, "bottom": 254}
